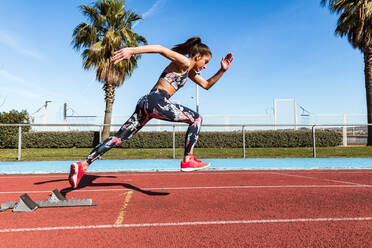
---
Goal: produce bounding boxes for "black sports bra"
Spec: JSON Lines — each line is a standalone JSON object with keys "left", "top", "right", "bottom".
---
{"left": 159, "top": 68, "right": 188, "bottom": 91}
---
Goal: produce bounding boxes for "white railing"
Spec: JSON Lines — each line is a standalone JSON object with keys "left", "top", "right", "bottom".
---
{"left": 33, "top": 113, "right": 368, "bottom": 131}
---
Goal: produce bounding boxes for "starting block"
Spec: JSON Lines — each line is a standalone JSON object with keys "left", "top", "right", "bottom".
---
{"left": 0, "top": 189, "right": 97, "bottom": 213}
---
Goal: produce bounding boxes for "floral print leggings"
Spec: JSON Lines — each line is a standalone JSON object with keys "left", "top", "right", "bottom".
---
{"left": 86, "top": 89, "right": 202, "bottom": 164}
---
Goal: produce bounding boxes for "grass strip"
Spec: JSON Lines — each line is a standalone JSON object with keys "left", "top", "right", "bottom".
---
{"left": 1, "top": 146, "right": 372, "bottom": 161}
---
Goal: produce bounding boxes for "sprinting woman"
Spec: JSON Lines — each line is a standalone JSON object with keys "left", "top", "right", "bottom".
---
{"left": 68, "top": 37, "right": 234, "bottom": 188}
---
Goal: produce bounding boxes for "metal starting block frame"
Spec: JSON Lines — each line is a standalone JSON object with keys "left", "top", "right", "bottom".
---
{"left": 0, "top": 189, "right": 97, "bottom": 212}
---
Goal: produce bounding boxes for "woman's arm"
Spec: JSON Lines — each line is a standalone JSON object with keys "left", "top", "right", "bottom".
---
{"left": 111, "top": 45, "right": 190, "bottom": 68}
{"left": 189, "top": 53, "right": 234, "bottom": 90}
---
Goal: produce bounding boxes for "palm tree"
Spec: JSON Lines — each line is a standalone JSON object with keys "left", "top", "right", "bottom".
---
{"left": 72, "top": 0, "right": 147, "bottom": 140}
{"left": 321, "top": 0, "right": 372, "bottom": 144}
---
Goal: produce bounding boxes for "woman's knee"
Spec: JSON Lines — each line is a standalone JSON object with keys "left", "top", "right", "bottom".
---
{"left": 106, "top": 136, "right": 123, "bottom": 147}
{"left": 192, "top": 113, "right": 202, "bottom": 127}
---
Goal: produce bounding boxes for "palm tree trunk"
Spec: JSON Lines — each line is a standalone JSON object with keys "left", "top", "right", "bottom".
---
{"left": 365, "top": 46, "right": 372, "bottom": 145}
{"left": 102, "top": 83, "right": 115, "bottom": 140}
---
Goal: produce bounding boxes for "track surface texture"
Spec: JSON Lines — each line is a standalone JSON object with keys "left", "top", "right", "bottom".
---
{"left": 0, "top": 169, "right": 371, "bottom": 247}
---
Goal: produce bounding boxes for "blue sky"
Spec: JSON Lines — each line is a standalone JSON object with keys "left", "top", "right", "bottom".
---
{"left": 0, "top": 0, "right": 365, "bottom": 124}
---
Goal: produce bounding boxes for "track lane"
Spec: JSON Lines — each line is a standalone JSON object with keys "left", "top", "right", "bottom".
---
{"left": 0, "top": 170, "right": 371, "bottom": 247}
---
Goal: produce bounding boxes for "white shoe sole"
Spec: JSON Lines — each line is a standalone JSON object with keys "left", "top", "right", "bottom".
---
{"left": 69, "top": 163, "right": 78, "bottom": 188}
{"left": 181, "top": 164, "right": 210, "bottom": 172}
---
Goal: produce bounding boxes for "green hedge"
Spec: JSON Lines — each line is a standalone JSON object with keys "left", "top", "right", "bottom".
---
{"left": 1, "top": 129, "right": 342, "bottom": 149}
{"left": 0, "top": 110, "right": 31, "bottom": 148}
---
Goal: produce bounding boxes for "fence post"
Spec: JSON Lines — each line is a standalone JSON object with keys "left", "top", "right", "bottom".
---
{"left": 342, "top": 114, "right": 347, "bottom": 146}
{"left": 99, "top": 125, "right": 102, "bottom": 143}
{"left": 242, "top": 125, "right": 246, "bottom": 158}
{"left": 312, "top": 125, "right": 316, "bottom": 158}
{"left": 172, "top": 125, "right": 176, "bottom": 159}
{"left": 18, "top": 126, "right": 22, "bottom": 161}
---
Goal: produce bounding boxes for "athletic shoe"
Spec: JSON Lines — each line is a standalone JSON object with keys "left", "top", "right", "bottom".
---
{"left": 68, "top": 162, "right": 85, "bottom": 188}
{"left": 181, "top": 156, "right": 210, "bottom": 172}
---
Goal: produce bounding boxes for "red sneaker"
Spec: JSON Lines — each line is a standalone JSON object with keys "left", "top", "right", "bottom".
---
{"left": 68, "top": 162, "right": 85, "bottom": 188}
{"left": 181, "top": 156, "right": 210, "bottom": 172}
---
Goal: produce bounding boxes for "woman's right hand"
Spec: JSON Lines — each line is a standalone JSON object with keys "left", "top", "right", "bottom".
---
{"left": 111, "top": 48, "right": 133, "bottom": 64}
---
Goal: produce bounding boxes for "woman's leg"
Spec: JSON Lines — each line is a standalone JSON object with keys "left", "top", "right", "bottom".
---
{"left": 69, "top": 96, "right": 150, "bottom": 188}
{"left": 148, "top": 98, "right": 209, "bottom": 171}
{"left": 86, "top": 115, "right": 150, "bottom": 166}
{"left": 150, "top": 97, "right": 202, "bottom": 158}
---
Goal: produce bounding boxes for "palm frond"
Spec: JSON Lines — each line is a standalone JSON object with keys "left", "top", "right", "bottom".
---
{"left": 127, "top": 12, "right": 142, "bottom": 24}
{"left": 80, "top": 5, "right": 105, "bottom": 29}
{"left": 71, "top": 23, "right": 98, "bottom": 51}
{"left": 133, "top": 33, "right": 147, "bottom": 45}
{"left": 321, "top": 0, "right": 372, "bottom": 50}
{"left": 83, "top": 41, "right": 106, "bottom": 67}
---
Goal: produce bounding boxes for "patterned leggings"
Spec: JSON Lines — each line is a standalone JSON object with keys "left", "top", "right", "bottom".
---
{"left": 86, "top": 89, "right": 202, "bottom": 164}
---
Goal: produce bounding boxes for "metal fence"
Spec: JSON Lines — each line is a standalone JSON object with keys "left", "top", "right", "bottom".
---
{"left": 1, "top": 123, "right": 370, "bottom": 161}
{"left": 33, "top": 112, "right": 368, "bottom": 131}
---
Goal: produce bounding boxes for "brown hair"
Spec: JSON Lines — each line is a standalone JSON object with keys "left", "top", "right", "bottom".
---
{"left": 172, "top": 37, "right": 212, "bottom": 57}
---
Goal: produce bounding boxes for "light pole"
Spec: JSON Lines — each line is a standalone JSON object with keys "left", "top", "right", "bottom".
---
{"left": 43, "top": 100, "right": 52, "bottom": 131}
{"left": 196, "top": 85, "right": 199, "bottom": 113}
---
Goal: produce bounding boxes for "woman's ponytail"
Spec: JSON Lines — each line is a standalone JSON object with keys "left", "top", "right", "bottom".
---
{"left": 172, "top": 37, "right": 211, "bottom": 57}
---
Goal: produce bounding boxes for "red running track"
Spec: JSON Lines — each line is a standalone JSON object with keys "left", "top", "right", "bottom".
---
{"left": 0, "top": 170, "right": 371, "bottom": 247}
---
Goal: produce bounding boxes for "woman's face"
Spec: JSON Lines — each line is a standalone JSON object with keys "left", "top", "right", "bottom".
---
{"left": 193, "top": 54, "right": 211, "bottom": 72}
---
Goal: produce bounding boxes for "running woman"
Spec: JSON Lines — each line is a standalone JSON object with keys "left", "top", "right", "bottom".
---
{"left": 68, "top": 37, "right": 234, "bottom": 188}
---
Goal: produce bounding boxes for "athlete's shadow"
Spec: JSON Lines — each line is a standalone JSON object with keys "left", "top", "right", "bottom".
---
{"left": 34, "top": 174, "right": 170, "bottom": 197}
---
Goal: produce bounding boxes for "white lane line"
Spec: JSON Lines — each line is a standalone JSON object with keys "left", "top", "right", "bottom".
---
{"left": 0, "top": 184, "right": 371, "bottom": 195}
{"left": 270, "top": 172, "right": 367, "bottom": 186}
{"left": 1, "top": 217, "right": 372, "bottom": 233}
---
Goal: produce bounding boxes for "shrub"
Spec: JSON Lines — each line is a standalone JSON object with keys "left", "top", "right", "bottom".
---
{"left": 1, "top": 129, "right": 342, "bottom": 148}
{"left": 0, "top": 110, "right": 31, "bottom": 148}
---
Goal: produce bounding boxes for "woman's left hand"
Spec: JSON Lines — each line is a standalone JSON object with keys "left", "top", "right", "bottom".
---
{"left": 221, "top": 52, "right": 234, "bottom": 71}
{"left": 111, "top": 48, "right": 133, "bottom": 64}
